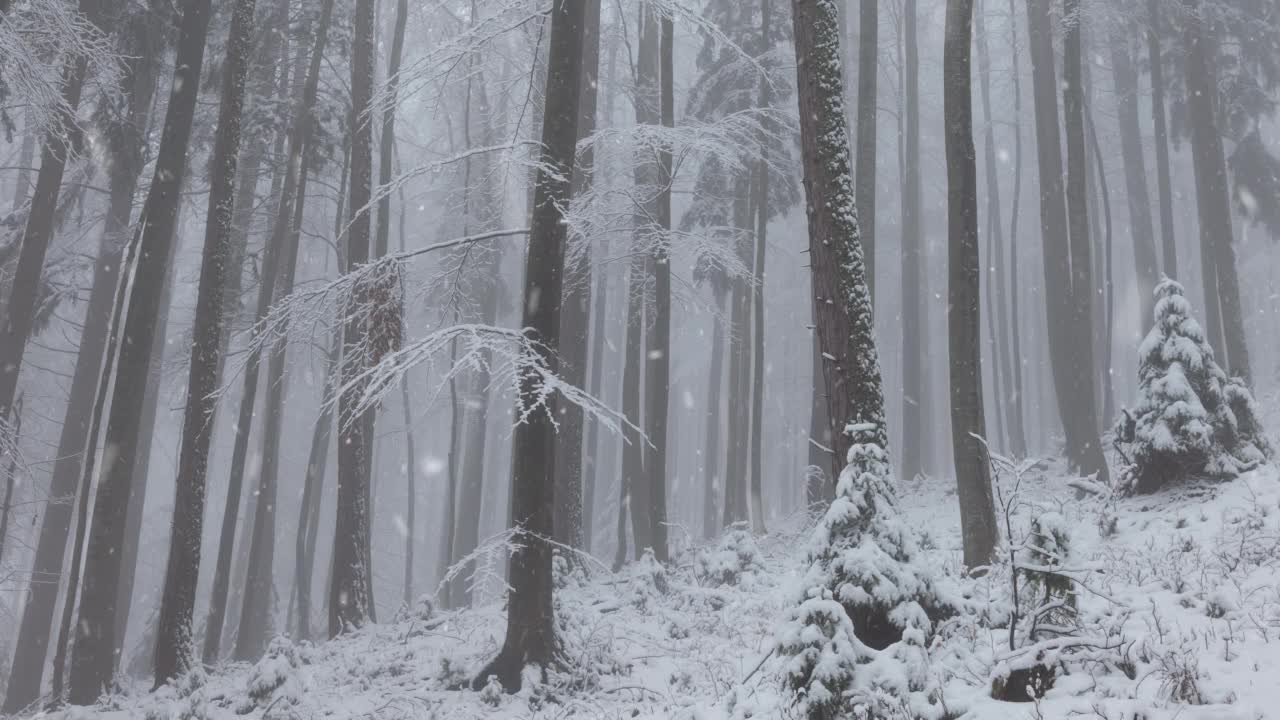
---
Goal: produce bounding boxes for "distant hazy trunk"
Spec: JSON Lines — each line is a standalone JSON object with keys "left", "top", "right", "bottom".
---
{"left": 1110, "top": 27, "right": 1160, "bottom": 331}
{"left": 899, "top": 0, "right": 923, "bottom": 480}
{"left": 1147, "top": 0, "right": 1178, "bottom": 279}
{"left": 1182, "top": 0, "right": 1251, "bottom": 385}
{"left": 855, "top": 0, "right": 877, "bottom": 305}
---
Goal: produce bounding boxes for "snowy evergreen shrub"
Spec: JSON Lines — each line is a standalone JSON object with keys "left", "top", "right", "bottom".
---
{"left": 1117, "top": 278, "right": 1271, "bottom": 493}
{"left": 1020, "top": 511, "right": 1077, "bottom": 632}
{"left": 238, "top": 636, "right": 307, "bottom": 715}
{"left": 696, "top": 525, "right": 765, "bottom": 587}
{"left": 778, "top": 428, "right": 951, "bottom": 719}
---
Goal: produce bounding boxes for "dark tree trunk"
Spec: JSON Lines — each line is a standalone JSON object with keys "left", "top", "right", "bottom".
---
{"left": 331, "top": 0, "right": 378, "bottom": 637}
{"left": 855, "top": 0, "right": 877, "bottom": 306}
{"left": 899, "top": 0, "right": 924, "bottom": 481}
{"left": 553, "top": 0, "right": 601, "bottom": 553}
{"left": 0, "top": 397, "right": 21, "bottom": 571}
{"left": 0, "top": 0, "right": 106, "bottom": 421}
{"left": 68, "top": 0, "right": 215, "bottom": 701}
{"left": 472, "top": 0, "right": 586, "bottom": 692}
{"left": 114, "top": 219, "right": 179, "bottom": 665}
{"left": 944, "top": 0, "right": 998, "bottom": 569}
{"left": 1110, "top": 27, "right": 1160, "bottom": 331}
{"left": 1062, "top": 0, "right": 1105, "bottom": 465}
{"left": 239, "top": 0, "right": 336, "bottom": 659}
{"left": 1025, "top": 0, "right": 1107, "bottom": 482}
{"left": 1147, "top": 0, "right": 1178, "bottom": 279}
{"left": 789, "top": 0, "right": 887, "bottom": 468}
{"left": 2, "top": 4, "right": 162, "bottom": 707}
{"left": 1182, "top": 0, "right": 1250, "bottom": 384}
{"left": 203, "top": 5, "right": 307, "bottom": 663}
{"left": 153, "top": 0, "right": 258, "bottom": 685}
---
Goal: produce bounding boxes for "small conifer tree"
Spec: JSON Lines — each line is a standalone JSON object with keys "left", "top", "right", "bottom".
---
{"left": 1117, "top": 278, "right": 1270, "bottom": 493}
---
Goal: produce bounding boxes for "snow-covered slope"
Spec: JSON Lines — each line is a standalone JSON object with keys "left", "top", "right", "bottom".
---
{"left": 47, "top": 440, "right": 1280, "bottom": 719}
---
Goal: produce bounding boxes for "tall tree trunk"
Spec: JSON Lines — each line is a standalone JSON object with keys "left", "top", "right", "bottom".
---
{"left": 1006, "top": 0, "right": 1027, "bottom": 452}
{"left": 1147, "top": 0, "right": 1178, "bottom": 279}
{"left": 2, "top": 4, "right": 161, "bottom": 706}
{"left": 553, "top": 0, "right": 601, "bottom": 553}
{"left": 331, "top": 0, "right": 378, "bottom": 637}
{"left": 582, "top": 231, "right": 611, "bottom": 551}
{"left": 1025, "top": 0, "right": 1106, "bottom": 482}
{"left": 645, "top": 8, "right": 673, "bottom": 558}
{"left": 899, "top": 0, "right": 923, "bottom": 480}
{"left": 113, "top": 217, "right": 178, "bottom": 665}
{"left": 723, "top": 188, "right": 750, "bottom": 528}
{"left": 944, "top": 0, "right": 998, "bottom": 569}
{"left": 621, "top": 251, "right": 650, "bottom": 553}
{"left": 1086, "top": 109, "right": 1116, "bottom": 426}
{"left": 153, "top": 0, "right": 258, "bottom": 685}
{"left": 1182, "top": 0, "right": 1250, "bottom": 384}
{"left": 855, "top": 0, "right": 877, "bottom": 306}
{"left": 1062, "top": 0, "right": 1104, "bottom": 458}
{"left": 789, "top": 0, "right": 887, "bottom": 470}
{"left": 472, "top": 0, "right": 586, "bottom": 692}
{"left": 703, "top": 290, "right": 727, "bottom": 535}
{"left": 0, "top": 0, "right": 107, "bottom": 420}
{"left": 747, "top": 0, "right": 770, "bottom": 535}
{"left": 68, "top": 0, "right": 215, "bottom": 701}
{"left": 1110, "top": 26, "right": 1160, "bottom": 331}
{"left": 203, "top": 7, "right": 304, "bottom": 664}
{"left": 976, "top": 0, "right": 1023, "bottom": 455}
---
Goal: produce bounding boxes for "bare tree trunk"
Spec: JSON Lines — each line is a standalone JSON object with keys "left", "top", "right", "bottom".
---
{"left": 723, "top": 190, "right": 750, "bottom": 527}
{"left": 855, "top": 0, "right": 877, "bottom": 305}
{"left": 1147, "top": 0, "right": 1178, "bottom": 279}
{"left": 1110, "top": 26, "right": 1160, "bottom": 331}
{"left": 789, "top": 0, "right": 887, "bottom": 470}
{"left": 703, "top": 289, "right": 727, "bottom": 535}
{"left": 976, "top": 0, "right": 1024, "bottom": 456}
{"left": 900, "top": 0, "right": 923, "bottom": 480}
{"left": 152, "top": 0, "right": 258, "bottom": 685}
{"left": 1086, "top": 109, "right": 1116, "bottom": 426}
{"left": 1062, "top": 0, "right": 1105, "bottom": 463}
{"left": 1006, "top": 0, "right": 1027, "bottom": 452}
{"left": 554, "top": 0, "right": 601, "bottom": 553}
{"left": 582, "top": 231, "right": 611, "bottom": 551}
{"left": 1025, "top": 0, "right": 1106, "bottom": 482}
{"left": 69, "top": 0, "right": 215, "bottom": 700}
{"left": 747, "top": 0, "right": 770, "bottom": 535}
{"left": 114, "top": 220, "right": 178, "bottom": 665}
{"left": 1182, "top": 0, "right": 1250, "bottom": 384}
{"left": 645, "top": 7, "right": 673, "bottom": 558}
{"left": 331, "top": 0, "right": 378, "bottom": 637}
{"left": 472, "top": 0, "right": 586, "bottom": 692}
{"left": 621, "top": 250, "right": 650, "bottom": 553}
{"left": 238, "top": 0, "right": 336, "bottom": 660}
{"left": 204, "top": 7, "right": 303, "bottom": 664}
{"left": 944, "top": 0, "right": 998, "bottom": 569}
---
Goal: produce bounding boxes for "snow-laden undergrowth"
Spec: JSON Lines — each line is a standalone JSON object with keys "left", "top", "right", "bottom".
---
{"left": 52, "top": 418, "right": 1280, "bottom": 720}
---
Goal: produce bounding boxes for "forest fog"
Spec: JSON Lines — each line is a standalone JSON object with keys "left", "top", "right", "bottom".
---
{"left": 2, "top": 0, "right": 1280, "bottom": 717}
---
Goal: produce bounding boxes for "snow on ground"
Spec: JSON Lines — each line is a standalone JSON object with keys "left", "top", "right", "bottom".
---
{"left": 43, "top": 405, "right": 1280, "bottom": 719}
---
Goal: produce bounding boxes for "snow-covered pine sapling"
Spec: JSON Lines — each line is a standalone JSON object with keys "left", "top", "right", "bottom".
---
{"left": 778, "top": 426, "right": 950, "bottom": 718}
{"left": 696, "top": 524, "right": 765, "bottom": 587}
{"left": 1115, "top": 277, "right": 1271, "bottom": 494}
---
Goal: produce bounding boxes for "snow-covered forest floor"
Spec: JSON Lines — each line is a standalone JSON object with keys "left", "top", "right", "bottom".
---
{"left": 50, "top": 400, "right": 1280, "bottom": 720}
